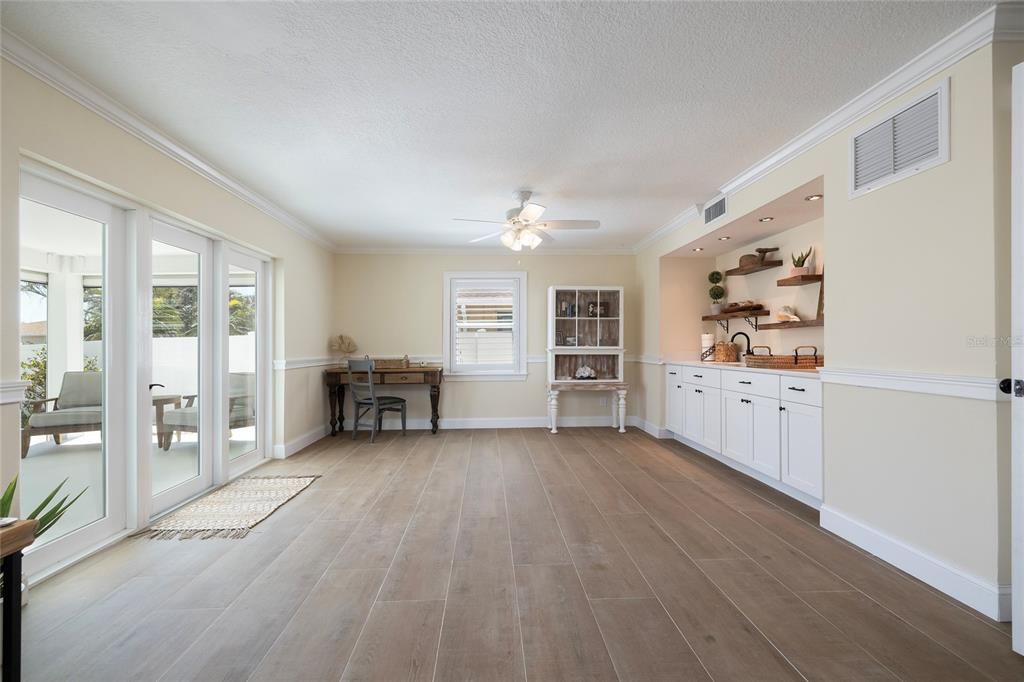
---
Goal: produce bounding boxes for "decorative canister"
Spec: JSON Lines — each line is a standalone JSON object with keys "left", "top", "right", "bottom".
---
{"left": 713, "top": 341, "right": 739, "bottom": 363}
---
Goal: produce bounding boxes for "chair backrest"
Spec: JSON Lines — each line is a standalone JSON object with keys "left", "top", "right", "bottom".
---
{"left": 347, "top": 357, "right": 376, "bottom": 402}
{"left": 56, "top": 371, "right": 102, "bottom": 409}
{"left": 229, "top": 372, "right": 256, "bottom": 416}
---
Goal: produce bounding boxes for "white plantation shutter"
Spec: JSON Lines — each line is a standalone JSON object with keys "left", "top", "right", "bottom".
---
{"left": 444, "top": 274, "right": 526, "bottom": 375}
{"left": 851, "top": 82, "right": 947, "bottom": 196}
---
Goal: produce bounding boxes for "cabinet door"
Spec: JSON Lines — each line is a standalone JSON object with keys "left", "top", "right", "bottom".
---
{"left": 749, "top": 395, "right": 781, "bottom": 479}
{"left": 781, "top": 401, "right": 823, "bottom": 498}
{"left": 721, "top": 391, "right": 751, "bottom": 464}
{"left": 665, "top": 367, "right": 683, "bottom": 434}
{"left": 701, "top": 387, "right": 722, "bottom": 453}
{"left": 683, "top": 386, "right": 704, "bottom": 444}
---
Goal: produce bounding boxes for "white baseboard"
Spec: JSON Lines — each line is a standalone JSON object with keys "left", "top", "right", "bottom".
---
{"left": 320, "top": 414, "right": 653, "bottom": 434}
{"left": 273, "top": 424, "right": 332, "bottom": 459}
{"left": 670, "top": 432, "right": 822, "bottom": 510}
{"left": 820, "top": 505, "right": 1010, "bottom": 621}
{"left": 627, "top": 417, "right": 672, "bottom": 439}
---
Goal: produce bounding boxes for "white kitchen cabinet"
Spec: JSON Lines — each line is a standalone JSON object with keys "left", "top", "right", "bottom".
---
{"left": 722, "top": 391, "right": 780, "bottom": 477}
{"left": 682, "top": 384, "right": 721, "bottom": 451}
{"left": 722, "top": 391, "right": 751, "bottom": 465}
{"left": 781, "top": 400, "right": 823, "bottom": 498}
{"left": 750, "top": 394, "right": 781, "bottom": 478}
{"left": 701, "top": 387, "right": 722, "bottom": 452}
{"left": 665, "top": 366, "right": 683, "bottom": 434}
{"left": 682, "top": 385, "right": 704, "bottom": 443}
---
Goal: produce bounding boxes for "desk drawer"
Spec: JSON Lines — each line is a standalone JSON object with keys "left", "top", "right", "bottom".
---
{"left": 722, "top": 370, "right": 779, "bottom": 399}
{"left": 682, "top": 367, "right": 721, "bottom": 388}
{"left": 780, "top": 375, "right": 821, "bottom": 406}
{"left": 384, "top": 372, "right": 425, "bottom": 384}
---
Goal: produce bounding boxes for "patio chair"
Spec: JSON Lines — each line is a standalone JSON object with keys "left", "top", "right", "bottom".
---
{"left": 160, "top": 373, "right": 256, "bottom": 449}
{"left": 348, "top": 358, "right": 406, "bottom": 443}
{"left": 21, "top": 371, "right": 102, "bottom": 458}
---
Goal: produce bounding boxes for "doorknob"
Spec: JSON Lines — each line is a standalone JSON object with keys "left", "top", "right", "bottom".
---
{"left": 1000, "top": 379, "right": 1024, "bottom": 397}
{"left": 149, "top": 383, "right": 165, "bottom": 390}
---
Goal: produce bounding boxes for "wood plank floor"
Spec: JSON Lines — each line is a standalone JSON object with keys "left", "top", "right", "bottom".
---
{"left": 21, "top": 427, "right": 1024, "bottom": 681}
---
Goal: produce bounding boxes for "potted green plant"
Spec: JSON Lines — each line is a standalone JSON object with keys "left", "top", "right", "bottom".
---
{"left": 0, "top": 476, "right": 87, "bottom": 606}
{"left": 708, "top": 271, "right": 726, "bottom": 314}
{"left": 791, "top": 247, "right": 813, "bottom": 276}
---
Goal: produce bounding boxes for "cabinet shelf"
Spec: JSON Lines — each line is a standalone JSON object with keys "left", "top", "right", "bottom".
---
{"left": 725, "top": 261, "right": 783, "bottom": 276}
{"left": 776, "top": 274, "right": 823, "bottom": 286}
{"left": 701, "top": 310, "right": 769, "bottom": 321}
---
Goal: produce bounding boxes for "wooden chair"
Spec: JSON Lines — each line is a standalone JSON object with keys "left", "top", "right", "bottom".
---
{"left": 21, "top": 371, "right": 102, "bottom": 458}
{"left": 348, "top": 358, "right": 406, "bottom": 443}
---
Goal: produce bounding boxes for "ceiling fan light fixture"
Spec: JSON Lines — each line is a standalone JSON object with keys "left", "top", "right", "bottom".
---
{"left": 520, "top": 229, "right": 542, "bottom": 250}
{"left": 500, "top": 229, "right": 517, "bottom": 248}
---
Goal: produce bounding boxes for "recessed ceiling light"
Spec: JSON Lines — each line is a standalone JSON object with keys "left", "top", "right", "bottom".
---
{"left": 718, "top": 236, "right": 731, "bottom": 241}
{"left": 758, "top": 216, "right": 774, "bottom": 223}
{"left": 805, "top": 194, "right": 823, "bottom": 202}
{"left": 692, "top": 247, "right": 704, "bottom": 252}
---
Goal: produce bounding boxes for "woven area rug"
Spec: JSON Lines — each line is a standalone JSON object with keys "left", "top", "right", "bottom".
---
{"left": 148, "top": 475, "right": 318, "bottom": 539}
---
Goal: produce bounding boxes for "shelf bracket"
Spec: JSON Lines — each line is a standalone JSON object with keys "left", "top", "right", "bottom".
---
{"left": 744, "top": 315, "right": 760, "bottom": 331}
{"left": 715, "top": 319, "right": 729, "bottom": 333}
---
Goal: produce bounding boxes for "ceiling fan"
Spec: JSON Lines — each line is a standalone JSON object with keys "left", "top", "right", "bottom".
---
{"left": 455, "top": 190, "right": 600, "bottom": 251}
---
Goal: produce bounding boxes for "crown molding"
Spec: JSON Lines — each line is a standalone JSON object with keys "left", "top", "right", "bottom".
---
{"left": 631, "top": 205, "right": 699, "bottom": 254}
{"left": 718, "top": 4, "right": 1021, "bottom": 196}
{"left": 1, "top": 28, "right": 339, "bottom": 252}
{"left": 334, "top": 245, "right": 635, "bottom": 256}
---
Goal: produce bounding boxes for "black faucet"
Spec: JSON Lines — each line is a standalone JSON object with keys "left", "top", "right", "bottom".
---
{"left": 731, "top": 332, "right": 752, "bottom": 357}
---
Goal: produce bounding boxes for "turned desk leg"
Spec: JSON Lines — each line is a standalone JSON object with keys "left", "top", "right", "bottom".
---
{"left": 549, "top": 390, "right": 559, "bottom": 434}
{"left": 328, "top": 385, "right": 338, "bottom": 436}
{"left": 616, "top": 389, "right": 627, "bottom": 434}
{"left": 430, "top": 385, "right": 440, "bottom": 434}
{"left": 338, "top": 385, "right": 346, "bottom": 432}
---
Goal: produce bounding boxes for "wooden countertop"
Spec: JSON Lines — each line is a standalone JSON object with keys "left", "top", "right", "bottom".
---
{"left": 0, "top": 519, "right": 37, "bottom": 559}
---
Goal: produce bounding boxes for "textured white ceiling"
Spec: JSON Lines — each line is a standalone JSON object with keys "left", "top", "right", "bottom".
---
{"left": 2, "top": 1, "right": 989, "bottom": 251}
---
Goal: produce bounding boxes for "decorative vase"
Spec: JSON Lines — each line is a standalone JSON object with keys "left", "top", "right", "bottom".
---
{"left": 790, "top": 266, "right": 811, "bottom": 276}
{"left": 710, "top": 302, "right": 722, "bottom": 315}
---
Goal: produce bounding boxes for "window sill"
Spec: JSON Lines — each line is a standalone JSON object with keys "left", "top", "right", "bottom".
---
{"left": 444, "top": 372, "right": 529, "bottom": 382}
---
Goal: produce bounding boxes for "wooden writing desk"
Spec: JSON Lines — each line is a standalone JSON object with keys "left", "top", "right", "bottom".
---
{"left": 2, "top": 519, "right": 37, "bottom": 682}
{"left": 324, "top": 365, "right": 444, "bottom": 435}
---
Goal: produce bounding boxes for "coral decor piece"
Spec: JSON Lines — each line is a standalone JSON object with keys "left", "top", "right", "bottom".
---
{"left": 329, "top": 334, "right": 358, "bottom": 354}
{"left": 574, "top": 365, "right": 597, "bottom": 379}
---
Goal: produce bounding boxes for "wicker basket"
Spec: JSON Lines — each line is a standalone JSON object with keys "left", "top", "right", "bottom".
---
{"left": 372, "top": 355, "right": 410, "bottom": 369}
{"left": 713, "top": 341, "right": 739, "bottom": 363}
{"left": 744, "top": 345, "right": 823, "bottom": 370}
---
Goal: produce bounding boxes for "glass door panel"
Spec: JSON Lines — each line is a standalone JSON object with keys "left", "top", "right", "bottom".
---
{"left": 18, "top": 198, "right": 107, "bottom": 546}
{"left": 150, "top": 222, "right": 213, "bottom": 514}
{"left": 228, "top": 264, "right": 258, "bottom": 460}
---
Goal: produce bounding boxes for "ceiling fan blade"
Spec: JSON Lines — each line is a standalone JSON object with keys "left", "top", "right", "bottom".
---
{"left": 531, "top": 228, "right": 554, "bottom": 242}
{"left": 453, "top": 218, "right": 507, "bottom": 224}
{"left": 536, "top": 220, "right": 600, "bottom": 230}
{"left": 518, "top": 202, "right": 546, "bottom": 224}
{"left": 468, "top": 231, "right": 505, "bottom": 244}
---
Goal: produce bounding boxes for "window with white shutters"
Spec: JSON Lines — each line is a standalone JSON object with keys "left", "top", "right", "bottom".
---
{"left": 443, "top": 273, "right": 527, "bottom": 377}
{"left": 850, "top": 80, "right": 948, "bottom": 197}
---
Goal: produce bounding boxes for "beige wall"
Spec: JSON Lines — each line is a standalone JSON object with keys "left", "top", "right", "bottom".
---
{"left": 332, "top": 252, "right": 642, "bottom": 423}
{"left": 1, "top": 61, "right": 335, "bottom": 502}
{"left": 635, "top": 44, "right": 1016, "bottom": 591}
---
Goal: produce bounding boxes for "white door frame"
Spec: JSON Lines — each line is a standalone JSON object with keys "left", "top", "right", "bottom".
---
{"left": 1011, "top": 63, "right": 1024, "bottom": 653}
{"left": 19, "top": 172, "right": 129, "bottom": 577}
{"left": 148, "top": 219, "right": 216, "bottom": 516}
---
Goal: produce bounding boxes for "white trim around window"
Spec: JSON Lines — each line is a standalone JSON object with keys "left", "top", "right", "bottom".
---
{"left": 443, "top": 271, "right": 527, "bottom": 380}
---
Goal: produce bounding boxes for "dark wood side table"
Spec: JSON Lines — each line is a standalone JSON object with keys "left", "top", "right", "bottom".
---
{"left": 1, "top": 519, "right": 37, "bottom": 682}
{"left": 324, "top": 365, "right": 444, "bottom": 435}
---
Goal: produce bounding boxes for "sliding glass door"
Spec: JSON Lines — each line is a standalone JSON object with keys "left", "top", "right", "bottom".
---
{"left": 18, "top": 170, "right": 272, "bottom": 575}
{"left": 149, "top": 222, "right": 214, "bottom": 515}
{"left": 19, "top": 174, "right": 128, "bottom": 575}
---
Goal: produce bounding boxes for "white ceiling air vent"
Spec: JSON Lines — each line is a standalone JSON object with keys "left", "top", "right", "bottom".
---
{"left": 850, "top": 78, "right": 948, "bottom": 197}
{"left": 704, "top": 195, "right": 726, "bottom": 224}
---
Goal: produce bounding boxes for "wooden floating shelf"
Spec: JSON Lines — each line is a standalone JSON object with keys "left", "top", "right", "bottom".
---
{"left": 725, "top": 261, "right": 783, "bottom": 276}
{"left": 776, "top": 274, "right": 823, "bottom": 286}
{"left": 701, "top": 309, "right": 770, "bottom": 321}
{"left": 758, "top": 318, "right": 824, "bottom": 330}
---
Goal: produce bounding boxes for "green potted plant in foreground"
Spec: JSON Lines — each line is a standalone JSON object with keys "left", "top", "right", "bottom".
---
{"left": 0, "top": 476, "right": 87, "bottom": 605}
{"left": 708, "top": 271, "right": 726, "bottom": 314}
{"left": 791, "top": 247, "right": 813, "bottom": 276}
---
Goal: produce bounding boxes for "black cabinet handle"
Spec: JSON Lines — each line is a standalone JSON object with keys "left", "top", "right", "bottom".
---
{"left": 787, "top": 387, "right": 806, "bottom": 392}
{"left": 668, "top": 371, "right": 677, "bottom": 375}
{"left": 738, "top": 380, "right": 752, "bottom": 385}
{"left": 779, "top": 406, "right": 786, "bottom": 411}
{"left": 695, "top": 389, "right": 703, "bottom": 394}
{"left": 676, "top": 385, "right": 682, "bottom": 389}
{"left": 740, "top": 398, "right": 751, "bottom": 404}
{"left": 693, "top": 374, "right": 703, "bottom": 379}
